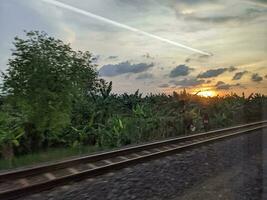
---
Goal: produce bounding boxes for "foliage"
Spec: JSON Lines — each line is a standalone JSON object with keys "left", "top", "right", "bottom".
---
{"left": 1, "top": 31, "right": 97, "bottom": 152}
{"left": 1, "top": 31, "right": 267, "bottom": 163}
{"left": 0, "top": 110, "right": 24, "bottom": 161}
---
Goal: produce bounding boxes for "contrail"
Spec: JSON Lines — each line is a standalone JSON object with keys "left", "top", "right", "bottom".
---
{"left": 41, "top": 0, "right": 212, "bottom": 56}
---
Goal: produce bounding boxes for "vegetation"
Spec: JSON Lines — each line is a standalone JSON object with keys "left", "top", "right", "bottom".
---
{"left": 0, "top": 31, "right": 266, "bottom": 169}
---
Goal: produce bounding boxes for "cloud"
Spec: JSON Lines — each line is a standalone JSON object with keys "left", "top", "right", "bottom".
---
{"left": 107, "top": 55, "right": 118, "bottom": 59}
{"left": 172, "top": 1, "right": 267, "bottom": 42}
{"left": 142, "top": 53, "right": 154, "bottom": 59}
{"left": 187, "top": 15, "right": 240, "bottom": 24}
{"left": 215, "top": 81, "right": 231, "bottom": 90}
{"left": 215, "top": 81, "right": 243, "bottom": 90}
{"left": 136, "top": 73, "right": 154, "bottom": 80}
{"left": 99, "top": 61, "right": 154, "bottom": 77}
{"left": 251, "top": 73, "right": 263, "bottom": 82}
{"left": 228, "top": 66, "right": 237, "bottom": 72}
{"left": 170, "top": 78, "right": 205, "bottom": 87}
{"left": 197, "top": 66, "right": 236, "bottom": 78}
{"left": 158, "top": 83, "right": 169, "bottom": 88}
{"left": 41, "top": 0, "right": 212, "bottom": 56}
{"left": 171, "top": 0, "right": 218, "bottom": 8}
{"left": 248, "top": 0, "right": 267, "bottom": 5}
{"left": 197, "top": 68, "right": 225, "bottom": 78}
{"left": 169, "top": 64, "right": 194, "bottom": 77}
{"left": 176, "top": 2, "right": 266, "bottom": 25}
{"left": 185, "top": 58, "right": 191, "bottom": 63}
{"left": 184, "top": 54, "right": 211, "bottom": 63}
{"left": 232, "top": 71, "right": 248, "bottom": 80}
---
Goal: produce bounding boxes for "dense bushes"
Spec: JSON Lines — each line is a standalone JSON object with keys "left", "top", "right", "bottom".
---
{"left": 1, "top": 88, "right": 267, "bottom": 160}
{"left": 51, "top": 90, "right": 267, "bottom": 150}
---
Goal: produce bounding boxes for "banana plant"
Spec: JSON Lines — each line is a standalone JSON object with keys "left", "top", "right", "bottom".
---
{"left": 0, "top": 112, "right": 24, "bottom": 162}
{"left": 132, "top": 104, "right": 146, "bottom": 118}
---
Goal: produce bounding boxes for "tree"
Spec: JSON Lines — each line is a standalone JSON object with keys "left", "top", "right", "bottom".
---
{"left": 1, "top": 31, "right": 97, "bottom": 151}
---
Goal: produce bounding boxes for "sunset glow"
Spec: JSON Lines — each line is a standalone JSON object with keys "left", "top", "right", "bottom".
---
{"left": 196, "top": 90, "right": 217, "bottom": 97}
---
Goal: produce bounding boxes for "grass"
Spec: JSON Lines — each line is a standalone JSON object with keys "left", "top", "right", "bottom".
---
{"left": 0, "top": 145, "right": 105, "bottom": 171}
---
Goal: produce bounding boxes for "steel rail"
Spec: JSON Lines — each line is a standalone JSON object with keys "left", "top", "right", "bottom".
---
{"left": 0, "top": 121, "right": 266, "bottom": 200}
{"left": 1, "top": 120, "right": 266, "bottom": 180}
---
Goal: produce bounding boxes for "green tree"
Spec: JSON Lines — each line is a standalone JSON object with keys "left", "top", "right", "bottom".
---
{"left": 1, "top": 31, "right": 97, "bottom": 151}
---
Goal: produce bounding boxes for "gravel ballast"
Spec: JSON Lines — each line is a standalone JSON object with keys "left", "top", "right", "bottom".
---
{"left": 20, "top": 128, "right": 267, "bottom": 200}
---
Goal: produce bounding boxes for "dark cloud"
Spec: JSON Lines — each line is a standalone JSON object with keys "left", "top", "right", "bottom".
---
{"left": 107, "top": 56, "right": 118, "bottom": 59}
{"left": 184, "top": 54, "right": 211, "bottom": 63}
{"left": 215, "top": 81, "right": 243, "bottom": 90}
{"left": 169, "top": 64, "right": 194, "bottom": 77}
{"left": 197, "top": 68, "right": 226, "bottom": 78}
{"left": 228, "top": 66, "right": 237, "bottom": 72}
{"left": 197, "top": 66, "right": 235, "bottom": 78}
{"left": 232, "top": 71, "right": 248, "bottom": 80}
{"left": 206, "top": 80, "right": 212, "bottom": 84}
{"left": 136, "top": 73, "right": 154, "bottom": 80}
{"left": 158, "top": 83, "right": 169, "bottom": 88}
{"left": 215, "top": 81, "right": 231, "bottom": 90}
{"left": 170, "top": 78, "right": 205, "bottom": 87}
{"left": 251, "top": 73, "right": 263, "bottom": 82}
{"left": 187, "top": 15, "right": 240, "bottom": 24}
{"left": 185, "top": 58, "right": 191, "bottom": 63}
{"left": 99, "top": 61, "right": 154, "bottom": 77}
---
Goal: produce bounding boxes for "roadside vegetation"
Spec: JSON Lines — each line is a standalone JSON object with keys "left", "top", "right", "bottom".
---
{"left": 0, "top": 31, "right": 266, "bottom": 170}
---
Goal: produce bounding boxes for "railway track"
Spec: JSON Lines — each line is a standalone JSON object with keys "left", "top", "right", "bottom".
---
{"left": 1, "top": 120, "right": 267, "bottom": 200}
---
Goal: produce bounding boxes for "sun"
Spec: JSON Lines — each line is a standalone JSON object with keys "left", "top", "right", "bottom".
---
{"left": 197, "top": 90, "right": 217, "bottom": 97}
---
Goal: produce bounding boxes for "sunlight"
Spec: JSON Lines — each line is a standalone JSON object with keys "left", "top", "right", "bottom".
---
{"left": 197, "top": 90, "right": 217, "bottom": 97}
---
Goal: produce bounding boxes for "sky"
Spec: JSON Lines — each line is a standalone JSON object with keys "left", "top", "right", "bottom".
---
{"left": 0, "top": 0, "right": 267, "bottom": 96}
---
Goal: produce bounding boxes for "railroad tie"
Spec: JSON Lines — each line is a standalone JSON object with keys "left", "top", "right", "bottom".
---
{"left": 142, "top": 150, "right": 151, "bottom": 154}
{"left": 153, "top": 148, "right": 162, "bottom": 152}
{"left": 103, "top": 159, "right": 113, "bottom": 165}
{"left": 162, "top": 146, "right": 171, "bottom": 150}
{"left": 169, "top": 144, "right": 178, "bottom": 148}
{"left": 67, "top": 168, "right": 79, "bottom": 174}
{"left": 132, "top": 153, "right": 141, "bottom": 158}
{"left": 87, "top": 163, "right": 97, "bottom": 169}
{"left": 44, "top": 173, "right": 56, "bottom": 180}
{"left": 18, "top": 178, "right": 30, "bottom": 187}
{"left": 118, "top": 156, "right": 128, "bottom": 160}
